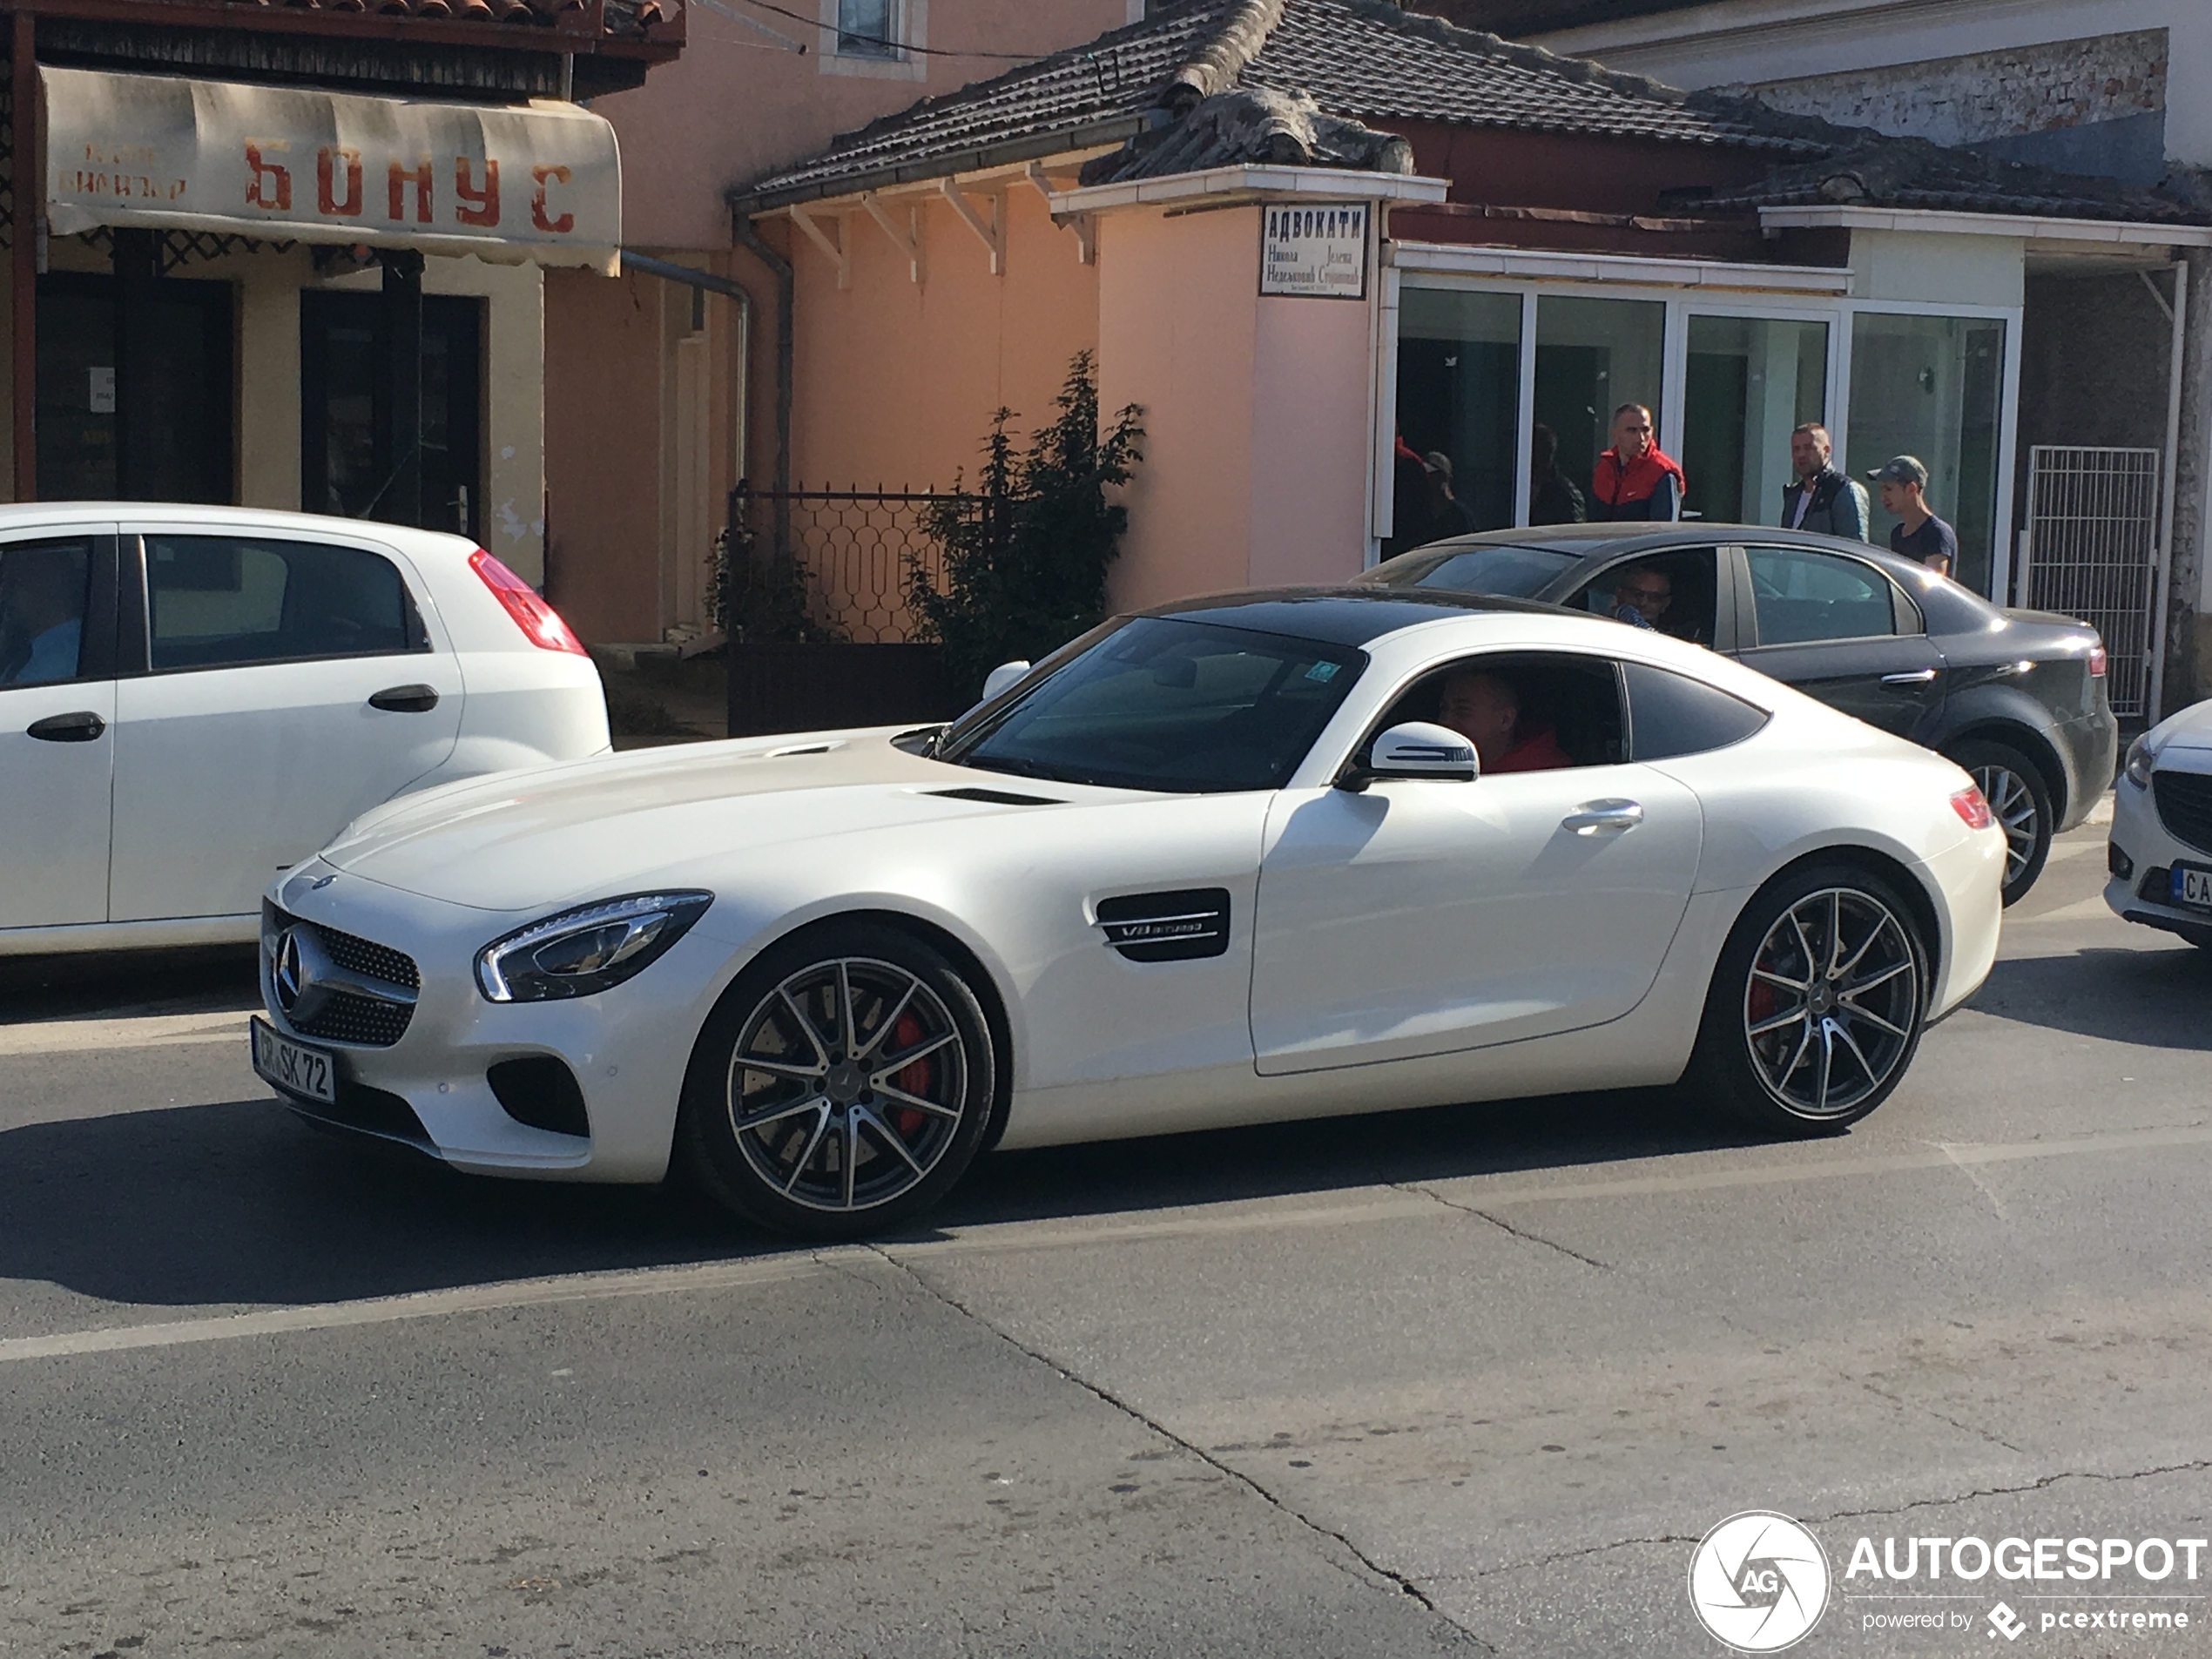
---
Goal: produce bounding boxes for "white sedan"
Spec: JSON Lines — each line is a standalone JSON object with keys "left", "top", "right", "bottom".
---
{"left": 2106, "top": 696, "right": 2212, "bottom": 950}
{"left": 253, "top": 590, "right": 2006, "bottom": 1238}
{"left": 1, "top": 504, "right": 608, "bottom": 956}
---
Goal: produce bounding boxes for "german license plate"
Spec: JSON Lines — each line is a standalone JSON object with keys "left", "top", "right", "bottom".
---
{"left": 2173, "top": 864, "right": 2212, "bottom": 913}
{"left": 252, "top": 1017, "right": 337, "bottom": 1104}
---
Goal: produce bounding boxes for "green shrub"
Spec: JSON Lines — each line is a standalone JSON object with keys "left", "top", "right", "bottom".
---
{"left": 908, "top": 351, "right": 1143, "bottom": 696}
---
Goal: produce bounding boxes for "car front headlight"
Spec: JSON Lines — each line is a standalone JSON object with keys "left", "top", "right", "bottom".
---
{"left": 2124, "top": 733, "right": 2158, "bottom": 790}
{"left": 476, "top": 891, "right": 713, "bottom": 1003}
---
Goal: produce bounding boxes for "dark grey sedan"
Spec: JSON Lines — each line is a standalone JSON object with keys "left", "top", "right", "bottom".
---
{"left": 1358, "top": 524, "right": 2116, "bottom": 904}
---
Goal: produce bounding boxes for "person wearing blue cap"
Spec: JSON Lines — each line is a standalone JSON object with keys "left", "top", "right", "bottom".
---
{"left": 1870, "top": 455, "right": 1957, "bottom": 578}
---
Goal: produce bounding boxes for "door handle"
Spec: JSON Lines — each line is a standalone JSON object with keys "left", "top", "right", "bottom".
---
{"left": 26, "top": 710, "right": 107, "bottom": 743}
{"left": 1879, "top": 669, "right": 1939, "bottom": 685}
{"left": 368, "top": 684, "right": 441, "bottom": 713}
{"left": 1562, "top": 799, "right": 1643, "bottom": 835}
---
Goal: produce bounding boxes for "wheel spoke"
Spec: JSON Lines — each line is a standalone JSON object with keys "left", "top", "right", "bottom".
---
{"left": 1826, "top": 891, "right": 1846, "bottom": 978}
{"left": 1752, "top": 965, "right": 1813, "bottom": 993}
{"left": 1833, "top": 914, "right": 1891, "bottom": 980}
{"left": 1843, "top": 959, "right": 1912, "bottom": 997}
{"left": 735, "top": 1090, "right": 831, "bottom": 1132}
{"left": 733, "top": 1054, "right": 827, "bottom": 1083}
{"left": 1786, "top": 909, "right": 1818, "bottom": 979}
{"left": 1813, "top": 1022, "right": 1835, "bottom": 1111}
{"left": 778, "top": 986, "right": 833, "bottom": 1068}
{"left": 853, "top": 977, "right": 921, "bottom": 1063}
{"left": 779, "top": 1105, "right": 833, "bottom": 1195}
{"left": 1828, "top": 1017, "right": 1879, "bottom": 1087}
{"left": 1840, "top": 1001, "right": 1910, "bottom": 1040}
{"left": 840, "top": 1113, "right": 859, "bottom": 1210}
{"left": 870, "top": 1029, "right": 958, "bottom": 1082}
{"left": 854, "top": 1105, "right": 926, "bottom": 1176}
{"left": 1750, "top": 1006, "right": 1811, "bottom": 1039}
{"left": 873, "top": 1080, "right": 962, "bottom": 1121}
{"left": 836, "top": 961, "right": 858, "bottom": 1058}
{"left": 1771, "top": 1019, "right": 1814, "bottom": 1090}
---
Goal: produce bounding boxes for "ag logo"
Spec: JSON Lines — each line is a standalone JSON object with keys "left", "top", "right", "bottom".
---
{"left": 1689, "top": 1511, "right": 1831, "bottom": 1652}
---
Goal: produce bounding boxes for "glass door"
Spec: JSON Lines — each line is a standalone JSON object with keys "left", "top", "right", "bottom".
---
{"left": 300, "top": 290, "right": 483, "bottom": 538}
{"left": 1681, "top": 315, "right": 1830, "bottom": 529}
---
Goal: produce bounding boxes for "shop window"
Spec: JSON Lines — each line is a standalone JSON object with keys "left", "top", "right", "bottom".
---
{"left": 1394, "top": 288, "right": 1521, "bottom": 546}
{"left": 1535, "top": 296, "right": 1665, "bottom": 513}
{"left": 35, "top": 271, "right": 233, "bottom": 505}
{"left": 146, "top": 536, "right": 422, "bottom": 671}
{"left": 1682, "top": 317, "right": 1827, "bottom": 526}
{"left": 1743, "top": 544, "right": 1897, "bottom": 645}
{"left": 1845, "top": 314, "right": 2006, "bottom": 592}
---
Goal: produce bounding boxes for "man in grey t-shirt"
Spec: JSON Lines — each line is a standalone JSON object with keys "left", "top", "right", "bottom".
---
{"left": 1870, "top": 455, "right": 1958, "bottom": 579}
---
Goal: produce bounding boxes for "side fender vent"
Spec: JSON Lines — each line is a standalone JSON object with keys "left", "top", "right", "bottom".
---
{"left": 1095, "top": 888, "right": 1231, "bottom": 962}
{"left": 927, "top": 786, "right": 1065, "bottom": 806}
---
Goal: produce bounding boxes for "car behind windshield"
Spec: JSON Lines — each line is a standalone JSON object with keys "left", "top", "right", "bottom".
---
{"left": 941, "top": 616, "right": 1365, "bottom": 793}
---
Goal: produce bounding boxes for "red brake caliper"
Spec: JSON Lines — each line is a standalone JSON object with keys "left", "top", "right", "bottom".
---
{"left": 887, "top": 1010, "right": 931, "bottom": 1138}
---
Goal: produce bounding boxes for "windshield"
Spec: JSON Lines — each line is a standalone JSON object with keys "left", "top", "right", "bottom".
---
{"left": 938, "top": 616, "right": 1365, "bottom": 792}
{"left": 1368, "top": 543, "right": 1584, "bottom": 598}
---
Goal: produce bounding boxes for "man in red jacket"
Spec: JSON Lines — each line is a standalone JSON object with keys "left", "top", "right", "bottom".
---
{"left": 1589, "top": 403, "right": 1685, "bottom": 523}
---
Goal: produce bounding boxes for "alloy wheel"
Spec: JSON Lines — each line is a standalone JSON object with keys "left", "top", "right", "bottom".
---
{"left": 725, "top": 955, "right": 970, "bottom": 1213}
{"left": 1742, "top": 887, "right": 1919, "bottom": 1118}
{"left": 1973, "top": 763, "right": 2040, "bottom": 889}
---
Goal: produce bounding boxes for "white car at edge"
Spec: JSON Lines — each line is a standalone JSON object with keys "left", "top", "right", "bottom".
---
{"left": 2106, "top": 697, "right": 2212, "bottom": 949}
{"left": 0, "top": 504, "right": 607, "bottom": 956}
{"left": 252, "top": 589, "right": 2006, "bottom": 1238}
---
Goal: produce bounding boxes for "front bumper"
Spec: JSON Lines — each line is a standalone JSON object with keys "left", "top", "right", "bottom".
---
{"left": 255, "top": 861, "right": 733, "bottom": 1183}
{"left": 2103, "top": 768, "right": 2212, "bottom": 947}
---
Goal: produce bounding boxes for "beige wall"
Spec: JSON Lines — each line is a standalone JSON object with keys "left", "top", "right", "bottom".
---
{"left": 592, "top": 0, "right": 1130, "bottom": 251}
{"left": 1099, "top": 204, "right": 1380, "bottom": 610}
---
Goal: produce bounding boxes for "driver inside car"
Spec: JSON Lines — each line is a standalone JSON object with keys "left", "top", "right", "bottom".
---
{"left": 1596, "top": 563, "right": 1673, "bottom": 631}
{"left": 1435, "top": 670, "right": 1570, "bottom": 774}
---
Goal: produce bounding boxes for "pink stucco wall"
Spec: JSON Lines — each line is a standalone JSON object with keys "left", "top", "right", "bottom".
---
{"left": 596, "top": 0, "right": 1131, "bottom": 251}
{"left": 1098, "top": 203, "right": 1378, "bottom": 611}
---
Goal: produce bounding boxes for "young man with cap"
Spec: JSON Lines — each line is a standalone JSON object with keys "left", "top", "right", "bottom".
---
{"left": 1871, "top": 455, "right": 1957, "bottom": 578}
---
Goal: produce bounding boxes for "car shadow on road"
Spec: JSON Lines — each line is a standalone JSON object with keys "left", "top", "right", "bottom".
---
{"left": 1966, "top": 942, "right": 2212, "bottom": 1049}
{"left": 0, "top": 1084, "right": 1756, "bottom": 1313}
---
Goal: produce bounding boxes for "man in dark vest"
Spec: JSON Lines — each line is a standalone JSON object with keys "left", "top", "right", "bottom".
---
{"left": 1778, "top": 422, "right": 1870, "bottom": 541}
{"left": 1589, "top": 403, "right": 1684, "bottom": 523}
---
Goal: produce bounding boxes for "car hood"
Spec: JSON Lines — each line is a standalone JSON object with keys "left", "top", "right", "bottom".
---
{"left": 2151, "top": 698, "right": 2212, "bottom": 757}
{"left": 319, "top": 729, "right": 1072, "bottom": 911}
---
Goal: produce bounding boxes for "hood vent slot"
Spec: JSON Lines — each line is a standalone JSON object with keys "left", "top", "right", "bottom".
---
{"left": 1096, "top": 888, "right": 1231, "bottom": 962}
{"left": 928, "top": 786, "right": 1064, "bottom": 806}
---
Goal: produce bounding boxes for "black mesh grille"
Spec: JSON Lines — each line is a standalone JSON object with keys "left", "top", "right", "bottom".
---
{"left": 293, "top": 993, "right": 415, "bottom": 1047}
{"left": 268, "top": 906, "right": 420, "bottom": 1048}
{"left": 2155, "top": 770, "right": 2212, "bottom": 856}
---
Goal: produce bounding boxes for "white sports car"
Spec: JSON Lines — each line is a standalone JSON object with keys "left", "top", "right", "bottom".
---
{"left": 253, "top": 590, "right": 2006, "bottom": 1238}
{"left": 2106, "top": 695, "right": 2212, "bottom": 950}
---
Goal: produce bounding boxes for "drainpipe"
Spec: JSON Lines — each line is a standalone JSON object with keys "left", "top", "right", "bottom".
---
{"left": 11, "top": 11, "right": 37, "bottom": 501}
{"left": 732, "top": 213, "right": 793, "bottom": 570}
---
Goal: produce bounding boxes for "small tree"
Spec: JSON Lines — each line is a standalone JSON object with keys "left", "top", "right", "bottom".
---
{"left": 908, "top": 352, "right": 1143, "bottom": 695}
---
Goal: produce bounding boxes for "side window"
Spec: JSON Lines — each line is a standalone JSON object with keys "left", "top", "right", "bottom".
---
{"left": 1567, "top": 548, "right": 1719, "bottom": 648}
{"left": 0, "top": 537, "right": 95, "bottom": 686}
{"left": 1744, "top": 545, "right": 1897, "bottom": 646}
{"left": 1623, "top": 661, "right": 1770, "bottom": 760}
{"left": 145, "top": 536, "right": 424, "bottom": 671}
{"left": 1379, "top": 651, "right": 1625, "bottom": 774}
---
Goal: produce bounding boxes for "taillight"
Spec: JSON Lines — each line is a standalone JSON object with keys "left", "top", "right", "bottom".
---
{"left": 2087, "top": 644, "right": 2107, "bottom": 678}
{"left": 469, "top": 548, "right": 587, "bottom": 655}
{"left": 1951, "top": 786, "right": 1994, "bottom": 830}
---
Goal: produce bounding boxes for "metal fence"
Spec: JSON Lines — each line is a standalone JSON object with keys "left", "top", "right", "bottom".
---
{"left": 2020, "top": 445, "right": 2163, "bottom": 718}
{"left": 725, "top": 483, "right": 965, "bottom": 645}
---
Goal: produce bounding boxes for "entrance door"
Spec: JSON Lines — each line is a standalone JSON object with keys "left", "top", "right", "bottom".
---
{"left": 300, "top": 291, "right": 483, "bottom": 538}
{"left": 36, "top": 271, "right": 233, "bottom": 502}
{"left": 0, "top": 530, "right": 118, "bottom": 931}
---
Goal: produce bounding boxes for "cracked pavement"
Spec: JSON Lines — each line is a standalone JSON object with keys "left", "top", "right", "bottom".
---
{"left": 4, "top": 817, "right": 2211, "bottom": 1656}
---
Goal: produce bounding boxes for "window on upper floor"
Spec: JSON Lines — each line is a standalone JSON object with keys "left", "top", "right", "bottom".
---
{"left": 837, "top": 0, "right": 900, "bottom": 57}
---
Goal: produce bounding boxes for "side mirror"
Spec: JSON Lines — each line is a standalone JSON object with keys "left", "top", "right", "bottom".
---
{"left": 981, "top": 660, "right": 1031, "bottom": 703}
{"left": 1341, "top": 721, "right": 1480, "bottom": 790}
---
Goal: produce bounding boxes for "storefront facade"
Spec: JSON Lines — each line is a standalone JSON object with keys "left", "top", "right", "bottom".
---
{"left": 5, "top": 0, "right": 682, "bottom": 583}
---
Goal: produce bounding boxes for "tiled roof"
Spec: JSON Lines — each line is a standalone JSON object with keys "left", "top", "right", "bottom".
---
{"left": 732, "top": 0, "right": 1808, "bottom": 209}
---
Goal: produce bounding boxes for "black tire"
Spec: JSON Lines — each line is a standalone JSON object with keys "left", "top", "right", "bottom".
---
{"left": 1946, "top": 738, "right": 2053, "bottom": 906}
{"left": 676, "top": 920, "right": 997, "bottom": 1239}
{"left": 1686, "top": 861, "right": 1929, "bottom": 1136}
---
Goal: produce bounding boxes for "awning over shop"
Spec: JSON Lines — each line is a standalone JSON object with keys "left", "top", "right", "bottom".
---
{"left": 42, "top": 66, "right": 622, "bottom": 273}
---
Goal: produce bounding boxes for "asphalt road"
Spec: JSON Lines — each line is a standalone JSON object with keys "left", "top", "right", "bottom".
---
{"left": 3, "top": 809, "right": 2209, "bottom": 1658}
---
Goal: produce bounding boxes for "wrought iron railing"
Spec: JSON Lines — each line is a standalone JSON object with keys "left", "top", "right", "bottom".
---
{"left": 721, "top": 482, "right": 968, "bottom": 646}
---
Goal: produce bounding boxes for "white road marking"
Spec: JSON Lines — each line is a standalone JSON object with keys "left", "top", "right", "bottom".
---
{"left": 8, "top": 1123, "right": 2208, "bottom": 1366}
{"left": 0, "top": 1010, "right": 251, "bottom": 1056}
